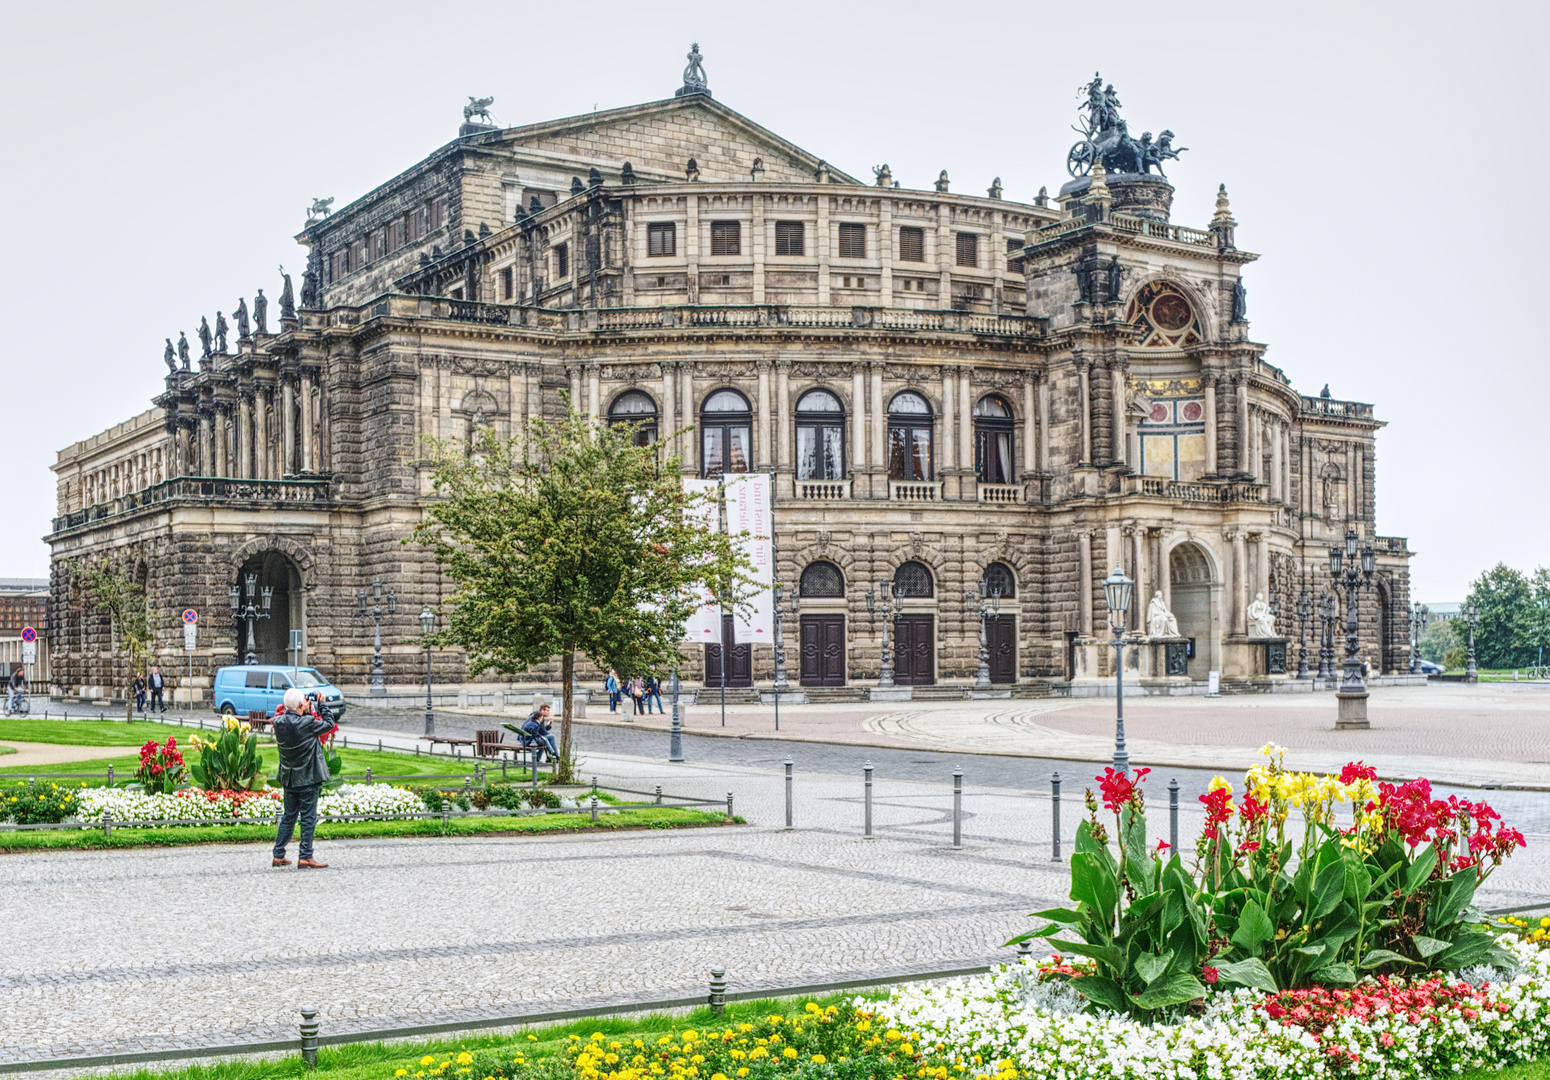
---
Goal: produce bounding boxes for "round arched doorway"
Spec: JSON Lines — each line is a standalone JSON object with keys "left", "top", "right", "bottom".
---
{"left": 232, "top": 552, "right": 304, "bottom": 666}
{"left": 1168, "top": 542, "right": 1217, "bottom": 680}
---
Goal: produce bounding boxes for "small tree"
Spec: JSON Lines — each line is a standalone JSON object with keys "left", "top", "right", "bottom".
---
{"left": 410, "top": 407, "right": 757, "bottom": 779}
{"left": 75, "top": 559, "right": 152, "bottom": 720}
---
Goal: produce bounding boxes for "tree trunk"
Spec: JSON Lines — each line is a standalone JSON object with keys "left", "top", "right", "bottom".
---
{"left": 559, "top": 649, "right": 575, "bottom": 782}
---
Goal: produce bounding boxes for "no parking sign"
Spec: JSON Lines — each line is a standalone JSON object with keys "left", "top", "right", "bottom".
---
{"left": 182, "top": 609, "right": 198, "bottom": 650}
{"left": 20, "top": 626, "right": 36, "bottom": 665}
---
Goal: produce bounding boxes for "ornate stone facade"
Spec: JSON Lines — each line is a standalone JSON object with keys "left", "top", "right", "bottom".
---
{"left": 46, "top": 68, "right": 1411, "bottom": 697}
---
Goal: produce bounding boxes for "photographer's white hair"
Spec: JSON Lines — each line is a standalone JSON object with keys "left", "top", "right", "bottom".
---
{"left": 283, "top": 687, "right": 308, "bottom": 713}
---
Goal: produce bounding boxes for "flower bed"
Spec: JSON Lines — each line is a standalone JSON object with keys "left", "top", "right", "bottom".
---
{"left": 69, "top": 783, "right": 427, "bottom": 826}
{"left": 874, "top": 936, "right": 1550, "bottom": 1080}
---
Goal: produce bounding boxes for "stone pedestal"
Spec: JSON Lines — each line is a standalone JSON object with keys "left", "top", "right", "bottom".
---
{"left": 868, "top": 686, "right": 913, "bottom": 702}
{"left": 1336, "top": 690, "right": 1369, "bottom": 729}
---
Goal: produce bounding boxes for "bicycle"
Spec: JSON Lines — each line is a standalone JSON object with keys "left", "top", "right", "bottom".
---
{"left": 4, "top": 692, "right": 30, "bottom": 717}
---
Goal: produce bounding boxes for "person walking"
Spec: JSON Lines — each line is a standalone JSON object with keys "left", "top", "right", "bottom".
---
{"left": 271, "top": 687, "right": 336, "bottom": 869}
{"left": 629, "top": 674, "right": 645, "bottom": 716}
{"left": 645, "top": 674, "right": 664, "bottom": 714}
{"left": 605, "top": 670, "right": 621, "bottom": 712}
{"left": 147, "top": 666, "right": 166, "bottom": 713}
{"left": 133, "top": 673, "right": 147, "bottom": 715}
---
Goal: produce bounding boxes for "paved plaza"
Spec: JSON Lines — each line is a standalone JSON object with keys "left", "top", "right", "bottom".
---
{"left": 6, "top": 683, "right": 1550, "bottom": 1067}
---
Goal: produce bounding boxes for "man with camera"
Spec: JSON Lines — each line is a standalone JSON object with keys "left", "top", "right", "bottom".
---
{"left": 272, "top": 687, "right": 336, "bottom": 869}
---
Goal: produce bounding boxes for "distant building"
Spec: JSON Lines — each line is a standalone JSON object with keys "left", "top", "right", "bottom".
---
{"left": 1424, "top": 603, "right": 1461, "bottom": 622}
{"left": 45, "top": 56, "right": 1414, "bottom": 696}
{"left": 0, "top": 578, "right": 48, "bottom": 637}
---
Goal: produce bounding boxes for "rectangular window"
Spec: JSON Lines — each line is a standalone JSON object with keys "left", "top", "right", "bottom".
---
{"left": 837, "top": 222, "right": 865, "bottom": 259}
{"left": 710, "top": 220, "right": 741, "bottom": 256}
{"left": 388, "top": 219, "right": 405, "bottom": 250}
{"left": 244, "top": 671, "right": 268, "bottom": 688}
{"left": 350, "top": 241, "right": 364, "bottom": 270}
{"left": 500, "top": 267, "right": 513, "bottom": 300}
{"left": 555, "top": 242, "right": 569, "bottom": 278}
{"left": 428, "top": 196, "right": 447, "bottom": 231}
{"left": 405, "top": 210, "right": 421, "bottom": 243}
{"left": 796, "top": 425, "right": 845, "bottom": 480}
{"left": 647, "top": 222, "right": 677, "bottom": 257}
{"left": 774, "top": 220, "right": 804, "bottom": 256}
{"left": 956, "top": 232, "right": 979, "bottom": 268}
{"left": 898, "top": 226, "right": 925, "bottom": 262}
{"left": 1005, "top": 238, "right": 1024, "bottom": 275}
{"left": 370, "top": 229, "right": 386, "bottom": 261}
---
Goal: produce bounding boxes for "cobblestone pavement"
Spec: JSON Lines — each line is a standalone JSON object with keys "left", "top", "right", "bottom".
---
{"left": 6, "top": 725, "right": 1550, "bottom": 1067}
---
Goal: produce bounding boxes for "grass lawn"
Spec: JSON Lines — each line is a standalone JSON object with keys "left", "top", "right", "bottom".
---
{"left": 0, "top": 806, "right": 729, "bottom": 852}
{"left": 91, "top": 995, "right": 853, "bottom": 1080}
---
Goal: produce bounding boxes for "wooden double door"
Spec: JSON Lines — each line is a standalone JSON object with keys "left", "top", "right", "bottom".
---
{"left": 703, "top": 614, "right": 753, "bottom": 688}
{"left": 799, "top": 614, "right": 846, "bottom": 686}
{"left": 987, "top": 614, "right": 1016, "bottom": 684}
{"left": 893, "top": 614, "right": 936, "bottom": 685}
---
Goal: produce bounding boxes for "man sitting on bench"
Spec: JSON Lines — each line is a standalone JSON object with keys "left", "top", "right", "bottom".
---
{"left": 507, "top": 701, "right": 558, "bottom": 764}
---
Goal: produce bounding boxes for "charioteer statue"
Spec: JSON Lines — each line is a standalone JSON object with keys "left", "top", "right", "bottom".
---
{"left": 1067, "top": 72, "right": 1188, "bottom": 178}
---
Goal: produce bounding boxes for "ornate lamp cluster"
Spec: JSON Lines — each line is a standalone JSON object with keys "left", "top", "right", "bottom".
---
{"left": 228, "top": 572, "right": 273, "bottom": 666}
{"left": 1329, "top": 528, "right": 1377, "bottom": 694}
{"left": 865, "top": 580, "right": 900, "bottom": 688}
{"left": 357, "top": 578, "right": 397, "bottom": 695}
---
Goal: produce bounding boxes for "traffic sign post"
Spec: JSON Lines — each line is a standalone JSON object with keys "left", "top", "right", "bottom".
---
{"left": 20, "top": 627, "right": 36, "bottom": 702}
{"left": 183, "top": 614, "right": 197, "bottom": 711}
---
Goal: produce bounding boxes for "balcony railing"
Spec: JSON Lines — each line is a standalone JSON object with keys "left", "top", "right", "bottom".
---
{"left": 1128, "top": 476, "right": 1268, "bottom": 503}
{"left": 1301, "top": 395, "right": 1375, "bottom": 420}
{"left": 51, "top": 476, "right": 333, "bottom": 533}
{"left": 794, "top": 478, "right": 851, "bottom": 500}
{"left": 977, "top": 483, "right": 1023, "bottom": 504}
{"left": 1110, "top": 214, "right": 1215, "bottom": 247}
{"left": 890, "top": 480, "right": 942, "bottom": 502}
{"left": 1375, "top": 536, "right": 1410, "bottom": 555}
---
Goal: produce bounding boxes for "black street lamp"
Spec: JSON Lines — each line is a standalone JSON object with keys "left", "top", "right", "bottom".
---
{"left": 865, "top": 580, "right": 898, "bottom": 688}
{"left": 1296, "top": 588, "right": 1313, "bottom": 679}
{"left": 1463, "top": 602, "right": 1479, "bottom": 682}
{"left": 229, "top": 572, "right": 273, "bottom": 666}
{"left": 1101, "top": 565, "right": 1134, "bottom": 772}
{"left": 1409, "top": 602, "right": 1430, "bottom": 674}
{"left": 358, "top": 578, "right": 397, "bottom": 696}
{"left": 1329, "top": 527, "right": 1376, "bottom": 727}
{"left": 965, "top": 579, "right": 1003, "bottom": 688}
{"left": 771, "top": 582, "right": 799, "bottom": 730}
{"left": 1318, "top": 592, "right": 1338, "bottom": 679}
{"left": 418, "top": 606, "right": 435, "bottom": 736}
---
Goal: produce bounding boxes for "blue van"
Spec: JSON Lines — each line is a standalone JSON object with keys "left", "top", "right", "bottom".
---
{"left": 213, "top": 665, "right": 346, "bottom": 722}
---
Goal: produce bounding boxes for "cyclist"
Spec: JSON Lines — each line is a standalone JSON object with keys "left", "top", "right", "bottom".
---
{"left": 7, "top": 667, "right": 27, "bottom": 714}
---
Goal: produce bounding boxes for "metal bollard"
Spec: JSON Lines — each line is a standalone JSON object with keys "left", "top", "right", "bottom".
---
{"left": 463, "top": 776, "right": 471, "bottom": 793}
{"left": 590, "top": 794, "right": 599, "bottom": 823}
{"left": 441, "top": 808, "right": 450, "bottom": 828}
{"left": 655, "top": 784, "right": 662, "bottom": 805}
{"left": 592, "top": 776, "right": 598, "bottom": 796}
{"left": 365, "top": 766, "right": 372, "bottom": 782}
{"left": 377, "top": 739, "right": 382, "bottom": 753}
{"left": 1017, "top": 940, "right": 1032, "bottom": 964}
{"left": 502, "top": 758, "right": 508, "bottom": 781}
{"left": 299, "top": 1006, "right": 320, "bottom": 1068}
{"left": 952, "top": 769, "right": 963, "bottom": 848}
{"left": 784, "top": 759, "right": 794, "bottom": 830}
{"left": 1051, "top": 772, "right": 1062, "bottom": 862}
{"left": 103, "top": 810, "right": 113, "bottom": 839}
{"left": 708, "top": 968, "right": 727, "bottom": 1014}
{"left": 342, "top": 735, "right": 348, "bottom": 750}
{"left": 863, "top": 761, "right": 874, "bottom": 840}
{"left": 726, "top": 792, "right": 734, "bottom": 821}
{"left": 1168, "top": 777, "right": 1180, "bottom": 856}
{"left": 107, "top": 765, "right": 115, "bottom": 787}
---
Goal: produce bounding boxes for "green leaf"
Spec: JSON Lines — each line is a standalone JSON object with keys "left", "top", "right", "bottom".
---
{"left": 1027, "top": 907, "right": 1082, "bottom": 924}
{"left": 1310, "top": 963, "right": 1357, "bottom": 985}
{"left": 1427, "top": 869, "right": 1478, "bottom": 930}
{"left": 1133, "top": 951, "right": 1173, "bottom": 987}
{"left": 1214, "top": 957, "right": 1279, "bottom": 994}
{"left": 1413, "top": 935, "right": 1451, "bottom": 959}
{"left": 1070, "top": 975, "right": 1128, "bottom": 1015}
{"left": 1059, "top": 940, "right": 1126, "bottom": 971}
{"left": 1130, "top": 973, "right": 1207, "bottom": 1010}
{"left": 1003, "top": 925, "right": 1066, "bottom": 947}
{"left": 1230, "top": 899, "right": 1274, "bottom": 955}
{"left": 1069, "top": 851, "right": 1118, "bottom": 920}
{"left": 1405, "top": 846, "right": 1439, "bottom": 895}
{"left": 1358, "top": 948, "right": 1421, "bottom": 969}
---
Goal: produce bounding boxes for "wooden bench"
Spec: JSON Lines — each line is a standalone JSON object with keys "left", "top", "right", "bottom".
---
{"left": 246, "top": 710, "right": 273, "bottom": 732}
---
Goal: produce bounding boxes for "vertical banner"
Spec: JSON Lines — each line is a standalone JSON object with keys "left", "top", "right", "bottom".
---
{"left": 681, "top": 477, "right": 725, "bottom": 642}
{"left": 727, "top": 473, "right": 774, "bottom": 644}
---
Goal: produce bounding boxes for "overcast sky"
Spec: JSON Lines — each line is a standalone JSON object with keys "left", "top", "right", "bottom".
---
{"left": 1, "top": 0, "right": 1544, "bottom": 601}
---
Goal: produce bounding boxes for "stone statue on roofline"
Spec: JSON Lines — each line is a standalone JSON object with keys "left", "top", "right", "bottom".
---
{"left": 278, "top": 266, "right": 296, "bottom": 320}
{"left": 164, "top": 338, "right": 177, "bottom": 374}
{"left": 177, "top": 331, "right": 191, "bottom": 370}
{"left": 253, "top": 289, "right": 268, "bottom": 335}
{"left": 234, "top": 297, "right": 250, "bottom": 341}
{"left": 197, "top": 316, "right": 212, "bottom": 358}
{"left": 214, "top": 311, "right": 229, "bottom": 353}
{"left": 676, "top": 42, "right": 710, "bottom": 98}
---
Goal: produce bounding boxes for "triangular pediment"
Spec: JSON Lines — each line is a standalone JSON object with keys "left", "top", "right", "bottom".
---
{"left": 491, "top": 96, "right": 861, "bottom": 185}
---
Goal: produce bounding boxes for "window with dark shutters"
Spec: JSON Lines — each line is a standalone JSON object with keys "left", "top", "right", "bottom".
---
{"left": 956, "top": 232, "right": 979, "bottom": 268}
{"left": 647, "top": 222, "right": 676, "bottom": 257}
{"left": 555, "top": 243, "right": 569, "bottom": 278}
{"left": 710, "top": 220, "right": 741, "bottom": 256}
{"left": 1005, "top": 237, "right": 1024, "bottom": 275}
{"left": 898, "top": 226, "right": 925, "bottom": 262}
{"left": 500, "top": 267, "right": 513, "bottom": 300}
{"left": 774, "top": 220, "right": 804, "bottom": 256}
{"left": 837, "top": 222, "right": 865, "bottom": 259}
{"left": 429, "top": 197, "right": 447, "bottom": 231}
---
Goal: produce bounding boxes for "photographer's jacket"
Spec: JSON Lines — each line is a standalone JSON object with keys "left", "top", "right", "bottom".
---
{"left": 273, "top": 713, "right": 335, "bottom": 788}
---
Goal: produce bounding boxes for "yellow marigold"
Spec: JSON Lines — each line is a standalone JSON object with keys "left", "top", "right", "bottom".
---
{"left": 456, "top": 1053, "right": 473, "bottom": 1066}
{"left": 812, "top": 1055, "right": 827, "bottom": 1064}
{"left": 783, "top": 1048, "right": 798, "bottom": 1060}
{"left": 805, "top": 1002, "right": 821, "bottom": 1014}
{"left": 712, "top": 1073, "right": 729, "bottom": 1080}
{"left": 901, "top": 1044, "right": 915, "bottom": 1056}
{"left": 396, "top": 1071, "right": 408, "bottom": 1076}
{"left": 886, "top": 1030, "right": 902, "bottom": 1042}
{"left": 421, "top": 1057, "right": 436, "bottom": 1067}
{"left": 737, "top": 1070, "right": 748, "bottom": 1078}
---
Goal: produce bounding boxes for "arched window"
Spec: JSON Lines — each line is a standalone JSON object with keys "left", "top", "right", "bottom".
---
{"left": 608, "top": 390, "right": 659, "bottom": 447}
{"left": 795, "top": 389, "right": 845, "bottom": 481}
{"left": 799, "top": 561, "right": 845, "bottom": 597}
{"left": 700, "top": 389, "right": 751, "bottom": 478}
{"left": 973, "top": 395, "right": 1015, "bottom": 485}
{"left": 893, "top": 561, "right": 934, "bottom": 597}
{"left": 887, "top": 391, "right": 933, "bottom": 481}
{"left": 980, "top": 561, "right": 1016, "bottom": 599}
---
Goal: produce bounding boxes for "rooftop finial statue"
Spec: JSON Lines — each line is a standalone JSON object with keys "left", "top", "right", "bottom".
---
{"left": 214, "top": 311, "right": 228, "bottom": 353}
{"left": 464, "top": 96, "right": 495, "bottom": 125}
{"left": 234, "top": 297, "right": 250, "bottom": 341}
{"left": 1067, "top": 73, "right": 1186, "bottom": 179}
{"left": 253, "top": 289, "right": 268, "bottom": 335}
{"left": 177, "top": 331, "right": 191, "bottom": 370}
{"left": 307, "top": 197, "right": 334, "bottom": 223}
{"left": 163, "top": 338, "right": 177, "bottom": 374}
{"left": 676, "top": 42, "right": 710, "bottom": 97}
{"left": 197, "top": 316, "right": 212, "bottom": 359}
{"left": 278, "top": 266, "right": 295, "bottom": 320}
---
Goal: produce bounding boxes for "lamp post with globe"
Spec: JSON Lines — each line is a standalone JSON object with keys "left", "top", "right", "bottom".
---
{"left": 1296, "top": 588, "right": 1312, "bottom": 679}
{"left": 1102, "top": 565, "right": 1135, "bottom": 772}
{"left": 1330, "top": 527, "right": 1376, "bottom": 727}
{"left": 418, "top": 606, "right": 436, "bottom": 737}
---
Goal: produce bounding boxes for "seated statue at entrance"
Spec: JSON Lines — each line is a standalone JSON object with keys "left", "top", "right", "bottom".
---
{"left": 1247, "top": 592, "right": 1277, "bottom": 638}
{"left": 1145, "top": 591, "right": 1179, "bottom": 638}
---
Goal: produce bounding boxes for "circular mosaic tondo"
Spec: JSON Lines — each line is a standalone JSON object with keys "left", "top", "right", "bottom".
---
{"left": 1125, "top": 281, "right": 1203, "bottom": 347}
{"left": 1150, "top": 292, "right": 1193, "bottom": 331}
{"left": 1181, "top": 400, "right": 1203, "bottom": 422}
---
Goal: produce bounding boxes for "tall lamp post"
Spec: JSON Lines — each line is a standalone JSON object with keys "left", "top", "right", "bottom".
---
{"left": 965, "top": 580, "right": 1002, "bottom": 688}
{"left": 229, "top": 572, "right": 273, "bottom": 666}
{"left": 1330, "top": 527, "right": 1376, "bottom": 728}
{"left": 1296, "top": 589, "right": 1312, "bottom": 679}
{"left": 865, "top": 580, "right": 898, "bottom": 688}
{"left": 1318, "top": 593, "right": 1337, "bottom": 680}
{"left": 358, "top": 578, "right": 397, "bottom": 696}
{"left": 1409, "top": 602, "right": 1430, "bottom": 674}
{"left": 771, "top": 582, "right": 799, "bottom": 730}
{"left": 1463, "top": 602, "right": 1479, "bottom": 683}
{"left": 418, "top": 606, "right": 435, "bottom": 736}
{"left": 1101, "top": 565, "right": 1135, "bottom": 773}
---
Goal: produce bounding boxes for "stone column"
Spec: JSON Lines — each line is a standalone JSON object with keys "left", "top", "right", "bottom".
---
{"left": 1022, "top": 376, "right": 1036, "bottom": 478}
{"left": 1127, "top": 526, "right": 1144, "bottom": 629}
{"left": 940, "top": 367, "right": 955, "bottom": 475}
{"left": 756, "top": 359, "right": 771, "bottom": 468}
{"left": 870, "top": 363, "right": 885, "bottom": 491}
{"left": 281, "top": 377, "right": 295, "bottom": 477}
{"left": 816, "top": 193, "right": 831, "bottom": 306}
{"left": 1110, "top": 359, "right": 1127, "bottom": 466}
{"left": 1036, "top": 372, "right": 1050, "bottom": 471}
{"left": 661, "top": 362, "right": 676, "bottom": 450}
{"left": 1077, "top": 530, "right": 1094, "bottom": 636}
{"left": 214, "top": 405, "right": 229, "bottom": 477}
{"left": 1271, "top": 420, "right": 1283, "bottom": 501}
{"left": 958, "top": 369, "right": 973, "bottom": 484}
{"left": 1236, "top": 375, "right": 1250, "bottom": 475}
{"left": 1203, "top": 373, "right": 1218, "bottom": 475}
{"left": 685, "top": 194, "right": 700, "bottom": 304}
{"left": 1077, "top": 358, "right": 1092, "bottom": 464}
{"left": 776, "top": 360, "right": 792, "bottom": 474}
{"left": 681, "top": 361, "right": 696, "bottom": 475}
{"left": 1256, "top": 532, "right": 1271, "bottom": 604}
{"left": 751, "top": 194, "right": 766, "bottom": 304}
{"left": 299, "top": 372, "right": 315, "bottom": 473}
{"left": 569, "top": 366, "right": 583, "bottom": 410}
{"left": 851, "top": 368, "right": 867, "bottom": 479}
{"left": 587, "top": 365, "right": 600, "bottom": 421}
{"left": 236, "top": 394, "right": 251, "bottom": 479}
{"left": 1231, "top": 531, "right": 1248, "bottom": 636}
{"left": 878, "top": 197, "right": 894, "bottom": 297}
{"left": 253, "top": 388, "right": 268, "bottom": 480}
{"left": 197, "top": 409, "right": 213, "bottom": 475}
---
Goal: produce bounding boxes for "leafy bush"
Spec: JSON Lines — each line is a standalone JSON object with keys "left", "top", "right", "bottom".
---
{"left": 415, "top": 786, "right": 471, "bottom": 812}
{"left": 3, "top": 779, "right": 80, "bottom": 824}
{"left": 135, "top": 738, "right": 187, "bottom": 794}
{"left": 1013, "top": 748, "right": 1526, "bottom": 1022}
{"left": 188, "top": 717, "right": 265, "bottom": 791}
